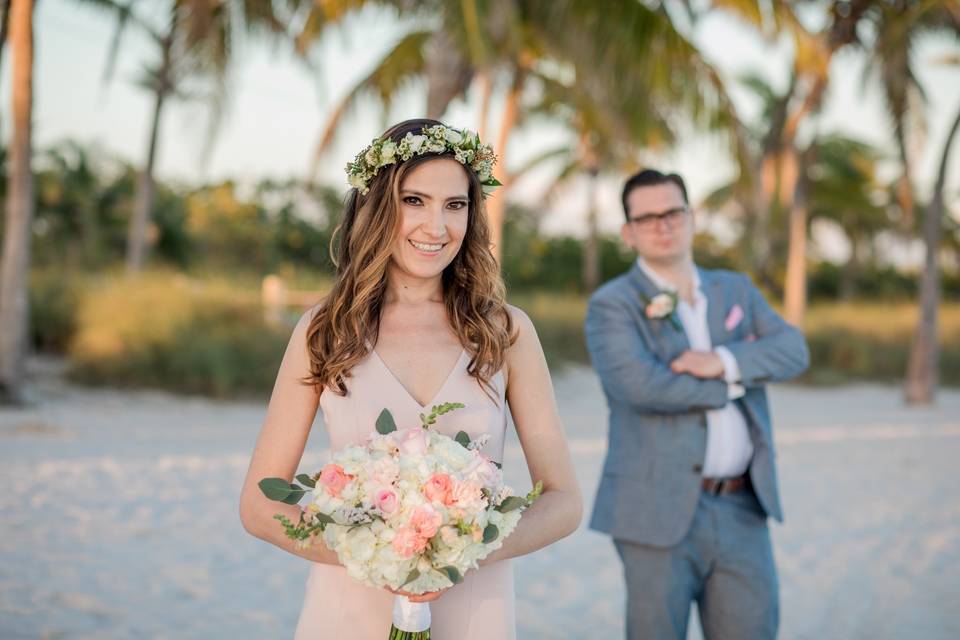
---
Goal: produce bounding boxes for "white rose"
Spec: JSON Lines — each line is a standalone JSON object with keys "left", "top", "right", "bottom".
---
{"left": 380, "top": 140, "right": 397, "bottom": 162}
{"left": 408, "top": 135, "right": 426, "bottom": 154}
{"left": 348, "top": 173, "right": 367, "bottom": 190}
{"left": 444, "top": 128, "right": 463, "bottom": 144}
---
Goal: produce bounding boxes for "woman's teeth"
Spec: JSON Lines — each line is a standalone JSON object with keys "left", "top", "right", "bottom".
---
{"left": 409, "top": 240, "right": 444, "bottom": 252}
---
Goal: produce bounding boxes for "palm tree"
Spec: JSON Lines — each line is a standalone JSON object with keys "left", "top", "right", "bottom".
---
{"left": 76, "top": 0, "right": 289, "bottom": 273}
{"left": 719, "top": 1, "right": 875, "bottom": 327}
{"left": 904, "top": 91, "right": 960, "bottom": 404}
{"left": 807, "top": 135, "right": 892, "bottom": 299}
{"left": 860, "top": 1, "right": 960, "bottom": 232}
{"left": 0, "top": 0, "right": 34, "bottom": 403}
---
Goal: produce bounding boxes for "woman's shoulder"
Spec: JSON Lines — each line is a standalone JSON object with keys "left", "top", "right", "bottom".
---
{"left": 504, "top": 303, "right": 535, "bottom": 338}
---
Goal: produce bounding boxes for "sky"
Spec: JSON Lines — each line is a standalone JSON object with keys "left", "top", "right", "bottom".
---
{"left": 8, "top": 0, "right": 960, "bottom": 250}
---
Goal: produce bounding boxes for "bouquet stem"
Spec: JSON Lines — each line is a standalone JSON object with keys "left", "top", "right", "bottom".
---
{"left": 390, "top": 596, "right": 431, "bottom": 639}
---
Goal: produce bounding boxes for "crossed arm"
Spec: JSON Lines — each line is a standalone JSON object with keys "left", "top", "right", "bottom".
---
{"left": 585, "top": 276, "right": 809, "bottom": 415}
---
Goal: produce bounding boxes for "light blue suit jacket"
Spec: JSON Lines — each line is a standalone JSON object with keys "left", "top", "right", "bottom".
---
{"left": 585, "top": 262, "right": 809, "bottom": 547}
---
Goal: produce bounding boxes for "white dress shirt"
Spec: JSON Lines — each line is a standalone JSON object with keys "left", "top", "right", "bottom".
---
{"left": 638, "top": 258, "right": 754, "bottom": 478}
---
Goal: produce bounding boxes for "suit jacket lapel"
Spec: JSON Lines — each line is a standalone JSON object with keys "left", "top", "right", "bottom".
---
{"left": 699, "top": 266, "right": 729, "bottom": 349}
{"left": 627, "top": 261, "right": 690, "bottom": 356}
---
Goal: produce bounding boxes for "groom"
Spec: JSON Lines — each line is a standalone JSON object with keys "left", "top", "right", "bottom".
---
{"left": 585, "top": 169, "right": 809, "bottom": 640}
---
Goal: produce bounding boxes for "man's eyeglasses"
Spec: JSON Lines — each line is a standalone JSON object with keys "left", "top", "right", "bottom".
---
{"left": 626, "top": 205, "right": 690, "bottom": 231}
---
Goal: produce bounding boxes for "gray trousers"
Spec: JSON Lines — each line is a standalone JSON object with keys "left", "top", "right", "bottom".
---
{"left": 614, "top": 489, "right": 779, "bottom": 640}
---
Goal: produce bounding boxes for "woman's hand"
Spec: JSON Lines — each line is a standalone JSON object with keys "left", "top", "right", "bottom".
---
{"left": 384, "top": 585, "right": 450, "bottom": 603}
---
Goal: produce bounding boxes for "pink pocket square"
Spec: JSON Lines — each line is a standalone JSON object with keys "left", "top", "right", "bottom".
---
{"left": 724, "top": 304, "right": 744, "bottom": 331}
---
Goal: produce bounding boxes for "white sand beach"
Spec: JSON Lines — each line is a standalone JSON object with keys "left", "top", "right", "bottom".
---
{"left": 2, "top": 360, "right": 958, "bottom": 639}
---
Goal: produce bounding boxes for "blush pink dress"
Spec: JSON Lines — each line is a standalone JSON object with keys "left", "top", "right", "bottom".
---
{"left": 293, "top": 347, "right": 516, "bottom": 639}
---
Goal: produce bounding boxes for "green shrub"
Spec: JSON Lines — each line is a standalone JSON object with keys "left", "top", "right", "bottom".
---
{"left": 29, "top": 269, "right": 84, "bottom": 352}
{"left": 68, "top": 271, "right": 290, "bottom": 396}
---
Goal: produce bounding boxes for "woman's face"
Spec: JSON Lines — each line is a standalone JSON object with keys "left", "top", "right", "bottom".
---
{"left": 389, "top": 157, "right": 470, "bottom": 281}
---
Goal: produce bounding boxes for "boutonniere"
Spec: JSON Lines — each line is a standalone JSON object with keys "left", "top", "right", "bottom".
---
{"left": 641, "top": 291, "right": 682, "bottom": 331}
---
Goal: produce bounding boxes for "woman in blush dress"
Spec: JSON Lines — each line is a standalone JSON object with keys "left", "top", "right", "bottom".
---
{"left": 239, "top": 118, "right": 582, "bottom": 639}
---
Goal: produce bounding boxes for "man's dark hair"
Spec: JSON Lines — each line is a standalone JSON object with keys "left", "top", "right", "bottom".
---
{"left": 621, "top": 169, "right": 689, "bottom": 219}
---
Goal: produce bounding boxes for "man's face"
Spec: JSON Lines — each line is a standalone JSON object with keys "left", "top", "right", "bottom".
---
{"left": 620, "top": 182, "right": 694, "bottom": 263}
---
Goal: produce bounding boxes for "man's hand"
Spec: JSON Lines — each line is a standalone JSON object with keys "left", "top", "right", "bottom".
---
{"left": 670, "top": 350, "right": 725, "bottom": 379}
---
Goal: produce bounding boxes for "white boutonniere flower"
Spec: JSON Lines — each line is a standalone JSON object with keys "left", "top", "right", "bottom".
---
{"left": 642, "top": 291, "right": 682, "bottom": 330}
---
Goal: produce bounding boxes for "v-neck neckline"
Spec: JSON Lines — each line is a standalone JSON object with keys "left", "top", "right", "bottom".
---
{"left": 370, "top": 347, "right": 467, "bottom": 409}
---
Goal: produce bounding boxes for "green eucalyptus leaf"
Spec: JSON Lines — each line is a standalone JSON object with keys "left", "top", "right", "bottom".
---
{"left": 482, "top": 523, "right": 499, "bottom": 544}
{"left": 314, "top": 512, "right": 335, "bottom": 525}
{"left": 281, "top": 487, "right": 306, "bottom": 505}
{"left": 376, "top": 409, "right": 398, "bottom": 434}
{"left": 402, "top": 569, "right": 420, "bottom": 587}
{"left": 495, "top": 496, "right": 526, "bottom": 513}
{"left": 454, "top": 431, "right": 471, "bottom": 448}
{"left": 259, "top": 477, "right": 294, "bottom": 501}
{"left": 437, "top": 565, "right": 462, "bottom": 584}
{"left": 296, "top": 473, "right": 316, "bottom": 488}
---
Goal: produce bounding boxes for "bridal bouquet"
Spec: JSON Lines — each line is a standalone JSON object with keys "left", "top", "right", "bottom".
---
{"left": 259, "top": 402, "right": 542, "bottom": 640}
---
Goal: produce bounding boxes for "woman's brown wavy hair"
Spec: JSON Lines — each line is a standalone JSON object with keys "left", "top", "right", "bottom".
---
{"left": 305, "top": 118, "right": 515, "bottom": 397}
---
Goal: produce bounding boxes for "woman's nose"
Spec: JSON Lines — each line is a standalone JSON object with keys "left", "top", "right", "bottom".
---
{"left": 421, "top": 205, "right": 446, "bottom": 237}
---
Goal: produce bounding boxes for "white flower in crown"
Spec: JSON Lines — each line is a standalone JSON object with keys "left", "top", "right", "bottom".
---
{"left": 345, "top": 124, "right": 501, "bottom": 195}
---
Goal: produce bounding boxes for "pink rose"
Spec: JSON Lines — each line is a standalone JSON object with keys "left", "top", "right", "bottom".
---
{"left": 464, "top": 453, "right": 501, "bottom": 487}
{"left": 392, "top": 527, "right": 427, "bottom": 557}
{"left": 422, "top": 473, "right": 454, "bottom": 505}
{"left": 318, "top": 463, "right": 352, "bottom": 497}
{"left": 394, "top": 427, "right": 429, "bottom": 456}
{"left": 409, "top": 505, "right": 442, "bottom": 539}
{"left": 450, "top": 480, "right": 484, "bottom": 511}
{"left": 374, "top": 488, "right": 398, "bottom": 515}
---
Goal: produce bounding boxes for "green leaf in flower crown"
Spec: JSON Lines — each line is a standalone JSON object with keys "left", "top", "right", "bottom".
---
{"left": 296, "top": 473, "right": 316, "bottom": 488}
{"left": 495, "top": 496, "right": 526, "bottom": 513}
{"left": 259, "top": 477, "right": 295, "bottom": 501}
{"left": 402, "top": 568, "right": 420, "bottom": 587}
{"left": 437, "top": 565, "right": 462, "bottom": 585}
{"left": 491, "top": 461, "right": 502, "bottom": 469}
{"left": 281, "top": 487, "right": 306, "bottom": 505}
{"left": 454, "top": 431, "right": 471, "bottom": 448}
{"left": 482, "top": 523, "right": 499, "bottom": 544}
{"left": 376, "top": 409, "right": 397, "bottom": 434}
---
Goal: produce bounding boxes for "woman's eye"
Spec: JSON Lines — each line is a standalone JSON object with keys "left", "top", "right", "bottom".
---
{"left": 447, "top": 200, "right": 468, "bottom": 210}
{"left": 402, "top": 196, "right": 422, "bottom": 205}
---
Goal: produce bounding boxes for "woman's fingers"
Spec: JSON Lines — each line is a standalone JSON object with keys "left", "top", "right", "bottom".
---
{"left": 384, "top": 586, "right": 447, "bottom": 602}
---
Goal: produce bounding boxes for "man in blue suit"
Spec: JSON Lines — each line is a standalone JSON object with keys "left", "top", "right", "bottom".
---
{"left": 585, "top": 169, "right": 809, "bottom": 639}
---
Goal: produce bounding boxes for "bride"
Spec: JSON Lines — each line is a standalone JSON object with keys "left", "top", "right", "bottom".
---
{"left": 239, "top": 118, "right": 581, "bottom": 638}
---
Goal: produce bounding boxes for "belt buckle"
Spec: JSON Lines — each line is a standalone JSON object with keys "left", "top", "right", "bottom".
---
{"left": 712, "top": 479, "right": 725, "bottom": 496}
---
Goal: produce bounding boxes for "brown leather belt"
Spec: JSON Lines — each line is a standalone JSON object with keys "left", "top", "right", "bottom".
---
{"left": 702, "top": 474, "right": 750, "bottom": 496}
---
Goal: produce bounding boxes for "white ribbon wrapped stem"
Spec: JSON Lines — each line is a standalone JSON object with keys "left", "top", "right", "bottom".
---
{"left": 392, "top": 596, "right": 431, "bottom": 633}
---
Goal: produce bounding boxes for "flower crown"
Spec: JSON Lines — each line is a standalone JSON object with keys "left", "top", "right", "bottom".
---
{"left": 345, "top": 124, "right": 501, "bottom": 195}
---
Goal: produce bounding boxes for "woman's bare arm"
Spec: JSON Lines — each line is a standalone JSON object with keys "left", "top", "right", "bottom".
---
{"left": 480, "top": 306, "right": 583, "bottom": 564}
{"left": 238, "top": 308, "right": 339, "bottom": 564}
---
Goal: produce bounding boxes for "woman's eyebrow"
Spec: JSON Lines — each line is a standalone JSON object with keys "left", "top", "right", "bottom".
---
{"left": 400, "top": 189, "right": 468, "bottom": 201}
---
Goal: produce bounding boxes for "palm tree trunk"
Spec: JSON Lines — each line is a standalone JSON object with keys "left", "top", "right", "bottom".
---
{"left": 904, "top": 99, "right": 960, "bottom": 405}
{"left": 485, "top": 71, "right": 522, "bottom": 265}
{"left": 0, "top": 0, "right": 34, "bottom": 403}
{"left": 425, "top": 29, "right": 471, "bottom": 120}
{"left": 783, "top": 144, "right": 816, "bottom": 327}
{"left": 580, "top": 132, "right": 600, "bottom": 292}
{"left": 476, "top": 70, "right": 493, "bottom": 142}
{"left": 126, "top": 85, "right": 165, "bottom": 273}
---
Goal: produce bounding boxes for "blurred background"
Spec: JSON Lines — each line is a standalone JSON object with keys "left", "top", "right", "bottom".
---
{"left": 1, "top": 1, "right": 959, "bottom": 638}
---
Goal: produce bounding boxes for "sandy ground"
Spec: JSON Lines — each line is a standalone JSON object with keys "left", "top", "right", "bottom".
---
{"left": 1, "top": 360, "right": 958, "bottom": 639}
